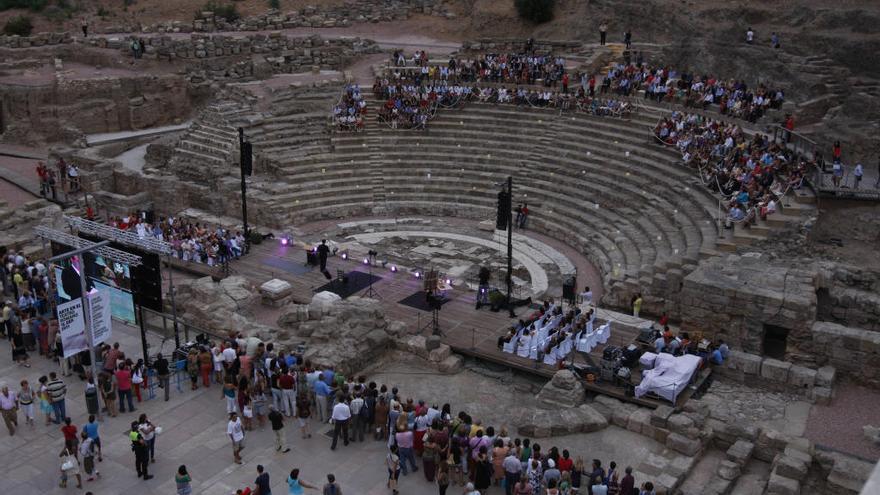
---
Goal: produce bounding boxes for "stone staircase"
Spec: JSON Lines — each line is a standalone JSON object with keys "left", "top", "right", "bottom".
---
{"left": 167, "top": 101, "right": 244, "bottom": 180}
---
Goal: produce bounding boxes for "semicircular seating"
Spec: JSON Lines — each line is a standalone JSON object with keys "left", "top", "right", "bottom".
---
{"left": 256, "top": 99, "right": 721, "bottom": 289}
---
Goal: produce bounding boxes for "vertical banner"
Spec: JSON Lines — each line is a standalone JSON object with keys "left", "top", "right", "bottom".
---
{"left": 87, "top": 288, "right": 112, "bottom": 345}
{"left": 58, "top": 298, "right": 89, "bottom": 358}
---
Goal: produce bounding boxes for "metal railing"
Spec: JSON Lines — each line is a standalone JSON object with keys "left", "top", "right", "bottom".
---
{"left": 140, "top": 306, "right": 227, "bottom": 352}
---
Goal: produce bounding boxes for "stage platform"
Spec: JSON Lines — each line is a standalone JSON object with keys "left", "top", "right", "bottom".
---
{"left": 207, "top": 242, "right": 710, "bottom": 410}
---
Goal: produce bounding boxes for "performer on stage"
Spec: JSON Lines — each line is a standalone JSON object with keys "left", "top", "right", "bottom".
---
{"left": 317, "top": 239, "right": 330, "bottom": 275}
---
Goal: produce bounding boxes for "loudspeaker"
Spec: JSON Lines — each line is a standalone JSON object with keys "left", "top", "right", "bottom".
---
{"left": 241, "top": 141, "right": 253, "bottom": 176}
{"left": 562, "top": 276, "right": 576, "bottom": 302}
{"left": 496, "top": 190, "right": 510, "bottom": 230}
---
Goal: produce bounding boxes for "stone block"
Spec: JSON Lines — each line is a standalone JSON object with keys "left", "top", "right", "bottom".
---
{"left": 627, "top": 408, "right": 652, "bottom": 434}
{"left": 702, "top": 476, "right": 733, "bottom": 495}
{"left": 656, "top": 473, "right": 681, "bottom": 493}
{"left": 612, "top": 405, "right": 637, "bottom": 428}
{"left": 755, "top": 429, "right": 792, "bottom": 462}
{"left": 427, "top": 344, "right": 450, "bottom": 363}
{"left": 761, "top": 359, "right": 793, "bottom": 383}
{"left": 815, "top": 365, "right": 836, "bottom": 387}
{"left": 826, "top": 453, "right": 875, "bottom": 494}
{"left": 438, "top": 355, "right": 462, "bottom": 373}
{"left": 717, "top": 460, "right": 741, "bottom": 481}
{"left": 729, "top": 350, "right": 763, "bottom": 375}
{"left": 666, "top": 455, "right": 696, "bottom": 478}
{"left": 726, "top": 440, "right": 754, "bottom": 466}
{"left": 772, "top": 454, "right": 808, "bottom": 480}
{"left": 651, "top": 405, "right": 674, "bottom": 428}
{"left": 667, "top": 413, "right": 696, "bottom": 435}
{"left": 667, "top": 432, "right": 702, "bottom": 456}
{"left": 425, "top": 335, "right": 441, "bottom": 351}
{"left": 637, "top": 453, "right": 669, "bottom": 477}
{"left": 783, "top": 445, "right": 813, "bottom": 465}
{"left": 766, "top": 473, "right": 799, "bottom": 495}
{"left": 653, "top": 427, "right": 670, "bottom": 444}
{"left": 787, "top": 365, "right": 816, "bottom": 390}
{"left": 811, "top": 386, "right": 834, "bottom": 405}
{"left": 576, "top": 404, "right": 609, "bottom": 433}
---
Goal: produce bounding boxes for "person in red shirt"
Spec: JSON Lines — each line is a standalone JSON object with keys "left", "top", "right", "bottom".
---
{"left": 115, "top": 363, "right": 135, "bottom": 413}
{"left": 658, "top": 312, "right": 669, "bottom": 327}
{"left": 557, "top": 449, "right": 574, "bottom": 472}
{"left": 61, "top": 417, "right": 79, "bottom": 457}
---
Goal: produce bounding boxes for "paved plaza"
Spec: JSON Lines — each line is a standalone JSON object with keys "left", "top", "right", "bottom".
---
{"left": 0, "top": 321, "right": 668, "bottom": 495}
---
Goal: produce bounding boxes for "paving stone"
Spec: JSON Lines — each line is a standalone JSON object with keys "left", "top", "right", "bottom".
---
{"left": 666, "top": 455, "right": 697, "bottom": 478}
{"left": 701, "top": 476, "right": 733, "bottom": 495}
{"left": 755, "top": 429, "right": 792, "bottom": 462}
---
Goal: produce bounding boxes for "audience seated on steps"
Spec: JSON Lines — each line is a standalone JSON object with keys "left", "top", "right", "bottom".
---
{"left": 603, "top": 61, "right": 785, "bottom": 123}
{"left": 655, "top": 111, "right": 813, "bottom": 227}
{"left": 333, "top": 83, "right": 366, "bottom": 132}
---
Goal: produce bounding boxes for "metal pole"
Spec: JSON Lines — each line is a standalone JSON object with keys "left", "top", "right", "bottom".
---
{"left": 74, "top": 255, "right": 101, "bottom": 421}
{"left": 506, "top": 176, "right": 515, "bottom": 318}
{"left": 167, "top": 254, "right": 180, "bottom": 350}
{"left": 138, "top": 305, "right": 149, "bottom": 366}
{"left": 238, "top": 127, "right": 250, "bottom": 253}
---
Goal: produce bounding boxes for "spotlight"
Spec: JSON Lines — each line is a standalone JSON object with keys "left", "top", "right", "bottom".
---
{"left": 445, "top": 278, "right": 451, "bottom": 285}
{"left": 280, "top": 237, "right": 289, "bottom": 246}
{"left": 414, "top": 271, "right": 421, "bottom": 278}
{"left": 390, "top": 265, "right": 398, "bottom": 273}
{"left": 363, "top": 258, "right": 370, "bottom": 265}
{"left": 341, "top": 252, "right": 348, "bottom": 260}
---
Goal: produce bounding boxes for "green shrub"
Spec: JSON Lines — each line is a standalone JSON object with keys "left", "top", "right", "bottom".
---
{"left": 3, "top": 14, "right": 33, "bottom": 35}
{"left": 268, "top": 0, "right": 279, "bottom": 9}
{"left": 201, "top": 1, "right": 239, "bottom": 22}
{"left": 514, "top": 0, "right": 555, "bottom": 24}
{"left": 0, "top": 0, "right": 47, "bottom": 11}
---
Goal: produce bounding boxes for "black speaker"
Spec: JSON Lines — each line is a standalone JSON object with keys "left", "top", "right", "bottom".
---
{"left": 241, "top": 141, "right": 253, "bottom": 176}
{"left": 562, "top": 276, "right": 576, "bottom": 302}
{"left": 496, "top": 190, "right": 510, "bottom": 230}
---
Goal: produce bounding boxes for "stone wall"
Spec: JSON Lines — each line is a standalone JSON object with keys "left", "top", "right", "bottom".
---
{"left": 91, "top": 1, "right": 452, "bottom": 35}
{"left": 0, "top": 32, "right": 73, "bottom": 48}
{"left": 812, "top": 321, "right": 880, "bottom": 387}
{"left": 0, "top": 73, "right": 192, "bottom": 143}
{"left": 677, "top": 255, "right": 818, "bottom": 360}
{"left": 816, "top": 262, "right": 880, "bottom": 332}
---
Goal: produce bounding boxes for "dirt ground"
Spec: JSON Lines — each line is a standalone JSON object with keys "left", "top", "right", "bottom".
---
{"left": 811, "top": 198, "right": 880, "bottom": 271}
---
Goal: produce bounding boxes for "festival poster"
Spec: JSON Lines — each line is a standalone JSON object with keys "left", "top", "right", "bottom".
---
{"left": 58, "top": 298, "right": 89, "bottom": 358}
{"left": 87, "top": 288, "right": 112, "bottom": 345}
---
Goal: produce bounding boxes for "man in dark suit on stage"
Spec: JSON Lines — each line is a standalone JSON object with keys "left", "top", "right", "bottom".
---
{"left": 317, "top": 239, "right": 331, "bottom": 278}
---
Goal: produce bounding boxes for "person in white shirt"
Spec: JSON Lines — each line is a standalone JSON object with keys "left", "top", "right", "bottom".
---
{"left": 853, "top": 162, "right": 863, "bottom": 189}
{"left": 227, "top": 412, "right": 245, "bottom": 464}
{"left": 579, "top": 286, "right": 593, "bottom": 305}
{"left": 349, "top": 393, "right": 365, "bottom": 442}
{"left": 330, "top": 396, "right": 351, "bottom": 450}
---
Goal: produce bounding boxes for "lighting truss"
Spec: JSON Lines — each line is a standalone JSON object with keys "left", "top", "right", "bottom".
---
{"left": 33, "top": 226, "right": 144, "bottom": 266}
{"left": 64, "top": 216, "right": 173, "bottom": 256}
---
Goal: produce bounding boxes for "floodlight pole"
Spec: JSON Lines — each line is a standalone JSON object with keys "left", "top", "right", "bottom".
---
{"left": 239, "top": 127, "right": 250, "bottom": 253}
{"left": 506, "top": 176, "right": 515, "bottom": 318}
{"left": 48, "top": 239, "right": 111, "bottom": 422}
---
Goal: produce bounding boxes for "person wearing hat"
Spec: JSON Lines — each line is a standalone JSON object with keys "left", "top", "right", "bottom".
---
{"left": 543, "top": 458, "right": 561, "bottom": 488}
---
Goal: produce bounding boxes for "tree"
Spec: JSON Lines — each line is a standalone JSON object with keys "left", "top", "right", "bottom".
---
{"left": 3, "top": 15, "right": 33, "bottom": 36}
{"left": 514, "top": 0, "right": 555, "bottom": 24}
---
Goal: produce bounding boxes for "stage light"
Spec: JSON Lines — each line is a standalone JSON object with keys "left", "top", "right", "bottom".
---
{"left": 363, "top": 258, "right": 370, "bottom": 265}
{"left": 414, "top": 271, "right": 421, "bottom": 278}
{"left": 280, "top": 237, "right": 289, "bottom": 246}
{"left": 341, "top": 252, "right": 348, "bottom": 260}
{"left": 390, "top": 265, "right": 398, "bottom": 272}
{"left": 445, "top": 278, "right": 451, "bottom": 285}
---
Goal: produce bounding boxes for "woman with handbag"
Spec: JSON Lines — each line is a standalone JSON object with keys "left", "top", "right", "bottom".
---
{"left": 59, "top": 447, "right": 82, "bottom": 489}
{"left": 131, "top": 359, "right": 145, "bottom": 402}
